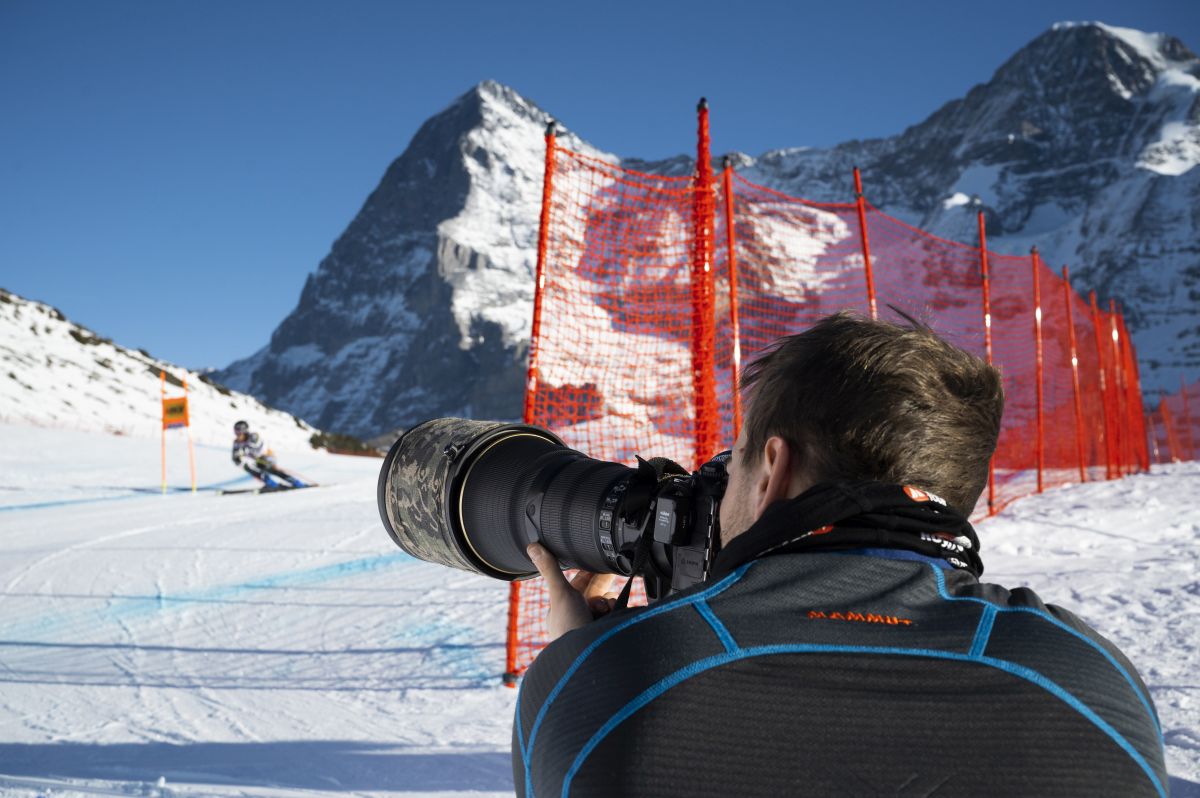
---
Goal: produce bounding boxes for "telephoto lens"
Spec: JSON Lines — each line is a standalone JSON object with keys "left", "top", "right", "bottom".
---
{"left": 377, "top": 418, "right": 637, "bottom": 580}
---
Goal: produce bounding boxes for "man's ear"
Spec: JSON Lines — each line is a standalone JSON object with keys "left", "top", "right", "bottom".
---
{"left": 753, "top": 435, "right": 795, "bottom": 519}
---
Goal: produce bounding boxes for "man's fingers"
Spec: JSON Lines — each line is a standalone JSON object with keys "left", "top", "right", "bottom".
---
{"left": 569, "top": 569, "right": 601, "bottom": 592}
{"left": 527, "top": 544, "right": 570, "bottom": 591}
{"left": 566, "top": 568, "right": 617, "bottom": 602}
{"left": 582, "top": 573, "right": 617, "bottom": 600}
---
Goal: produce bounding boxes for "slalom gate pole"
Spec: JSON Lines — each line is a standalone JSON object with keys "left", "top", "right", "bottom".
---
{"left": 1090, "top": 293, "right": 1115, "bottom": 479}
{"left": 977, "top": 211, "right": 996, "bottom": 514}
{"left": 1031, "top": 248, "right": 1045, "bottom": 493}
{"left": 853, "top": 167, "right": 878, "bottom": 320}
{"left": 722, "top": 156, "right": 744, "bottom": 440}
{"left": 1108, "top": 300, "right": 1127, "bottom": 476}
{"left": 1061, "top": 267, "right": 1087, "bottom": 482}
{"left": 690, "top": 98, "right": 718, "bottom": 470}
{"left": 506, "top": 121, "right": 558, "bottom": 688}
{"left": 160, "top": 371, "right": 167, "bottom": 494}
{"left": 184, "top": 378, "right": 197, "bottom": 493}
{"left": 1181, "top": 374, "right": 1196, "bottom": 460}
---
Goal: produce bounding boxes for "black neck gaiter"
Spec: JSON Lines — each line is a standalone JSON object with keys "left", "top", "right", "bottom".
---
{"left": 710, "top": 481, "right": 983, "bottom": 580}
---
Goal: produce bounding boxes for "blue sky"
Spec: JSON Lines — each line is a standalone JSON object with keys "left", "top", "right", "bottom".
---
{"left": 2, "top": 0, "right": 1197, "bottom": 370}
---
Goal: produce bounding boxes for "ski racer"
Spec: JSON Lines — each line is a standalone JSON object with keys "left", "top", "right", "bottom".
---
{"left": 231, "top": 420, "right": 305, "bottom": 489}
{"left": 515, "top": 312, "right": 1167, "bottom": 797}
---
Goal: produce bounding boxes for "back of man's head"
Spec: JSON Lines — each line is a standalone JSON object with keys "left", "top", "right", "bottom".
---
{"left": 741, "top": 312, "right": 1004, "bottom": 515}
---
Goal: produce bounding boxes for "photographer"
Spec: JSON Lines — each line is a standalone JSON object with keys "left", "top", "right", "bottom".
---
{"left": 514, "top": 312, "right": 1167, "bottom": 797}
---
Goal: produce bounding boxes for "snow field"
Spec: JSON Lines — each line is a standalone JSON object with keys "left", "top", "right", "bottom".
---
{"left": 0, "top": 424, "right": 518, "bottom": 797}
{"left": 0, "top": 423, "right": 1197, "bottom": 796}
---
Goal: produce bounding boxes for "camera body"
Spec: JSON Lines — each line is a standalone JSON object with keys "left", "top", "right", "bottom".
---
{"left": 645, "top": 453, "right": 730, "bottom": 595}
{"left": 377, "top": 418, "right": 730, "bottom": 599}
{"left": 535, "top": 450, "right": 731, "bottom": 599}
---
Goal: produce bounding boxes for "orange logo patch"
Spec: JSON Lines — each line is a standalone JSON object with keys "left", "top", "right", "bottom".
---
{"left": 807, "top": 610, "right": 913, "bottom": 626}
{"left": 903, "top": 486, "right": 929, "bottom": 502}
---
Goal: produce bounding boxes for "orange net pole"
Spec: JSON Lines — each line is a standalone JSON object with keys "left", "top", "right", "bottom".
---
{"left": 503, "top": 581, "right": 521, "bottom": 686}
{"left": 977, "top": 211, "right": 996, "bottom": 514}
{"left": 721, "top": 157, "right": 743, "bottom": 440}
{"left": 853, "top": 167, "right": 878, "bottom": 320}
{"left": 1181, "top": 374, "right": 1197, "bottom": 460}
{"left": 506, "top": 122, "right": 559, "bottom": 687}
{"left": 1108, "top": 301, "right": 1127, "bottom": 476}
{"left": 1031, "top": 249, "right": 1045, "bottom": 493}
{"left": 1090, "top": 293, "right": 1115, "bottom": 479}
{"left": 1120, "top": 316, "right": 1149, "bottom": 472}
{"left": 524, "top": 122, "right": 557, "bottom": 425}
{"left": 1061, "top": 266, "right": 1087, "bottom": 482}
{"left": 1146, "top": 411, "right": 1162, "bottom": 464}
{"left": 690, "top": 99, "right": 718, "bottom": 469}
{"left": 1160, "top": 399, "right": 1182, "bottom": 461}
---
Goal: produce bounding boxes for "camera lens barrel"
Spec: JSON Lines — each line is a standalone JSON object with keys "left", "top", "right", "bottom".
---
{"left": 378, "top": 417, "right": 640, "bottom": 581}
{"left": 378, "top": 418, "right": 562, "bottom": 579}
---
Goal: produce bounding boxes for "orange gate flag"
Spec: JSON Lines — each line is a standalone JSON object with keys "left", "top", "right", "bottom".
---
{"left": 162, "top": 395, "right": 190, "bottom": 429}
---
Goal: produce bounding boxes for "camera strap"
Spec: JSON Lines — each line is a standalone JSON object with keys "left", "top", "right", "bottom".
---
{"left": 613, "top": 457, "right": 691, "bottom": 610}
{"left": 613, "top": 529, "right": 653, "bottom": 611}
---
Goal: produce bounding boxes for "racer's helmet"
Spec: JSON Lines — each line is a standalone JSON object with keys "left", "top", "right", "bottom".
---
{"left": 234, "top": 420, "right": 250, "bottom": 437}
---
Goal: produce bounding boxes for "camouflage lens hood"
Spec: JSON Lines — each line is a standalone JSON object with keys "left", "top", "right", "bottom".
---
{"left": 376, "top": 417, "right": 563, "bottom": 580}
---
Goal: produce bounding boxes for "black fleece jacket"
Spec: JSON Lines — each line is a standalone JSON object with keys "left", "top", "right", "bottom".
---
{"left": 512, "top": 482, "right": 1167, "bottom": 797}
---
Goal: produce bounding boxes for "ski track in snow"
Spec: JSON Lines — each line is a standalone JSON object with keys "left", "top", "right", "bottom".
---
{"left": 0, "top": 422, "right": 1197, "bottom": 796}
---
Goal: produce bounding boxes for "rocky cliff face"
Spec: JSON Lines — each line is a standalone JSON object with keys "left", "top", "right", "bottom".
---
{"left": 219, "top": 23, "right": 1198, "bottom": 438}
{"left": 218, "top": 83, "right": 609, "bottom": 438}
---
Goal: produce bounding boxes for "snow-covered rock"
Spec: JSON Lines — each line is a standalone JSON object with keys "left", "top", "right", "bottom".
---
{"left": 220, "top": 24, "right": 1199, "bottom": 439}
{"left": 0, "top": 287, "right": 318, "bottom": 451}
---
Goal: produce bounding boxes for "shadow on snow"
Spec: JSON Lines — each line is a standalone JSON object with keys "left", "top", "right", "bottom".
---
{"left": 0, "top": 740, "right": 514, "bottom": 793}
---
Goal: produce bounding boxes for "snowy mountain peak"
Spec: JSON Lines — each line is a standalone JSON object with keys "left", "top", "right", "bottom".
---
{"left": 1048, "top": 21, "right": 1195, "bottom": 69}
{"left": 220, "top": 24, "right": 1198, "bottom": 439}
{"left": 217, "top": 84, "right": 616, "bottom": 438}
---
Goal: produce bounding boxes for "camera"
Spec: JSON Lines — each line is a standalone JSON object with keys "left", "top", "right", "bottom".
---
{"left": 377, "top": 418, "right": 729, "bottom": 599}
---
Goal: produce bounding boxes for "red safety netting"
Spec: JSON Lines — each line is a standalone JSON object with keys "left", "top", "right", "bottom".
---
{"left": 504, "top": 115, "right": 1153, "bottom": 682}
{"left": 524, "top": 145, "right": 697, "bottom": 466}
{"left": 1147, "top": 378, "right": 1199, "bottom": 463}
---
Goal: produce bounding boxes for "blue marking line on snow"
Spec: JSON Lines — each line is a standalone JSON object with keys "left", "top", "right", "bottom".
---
{"left": 0, "top": 476, "right": 254, "bottom": 513}
{"left": 0, "top": 551, "right": 416, "bottom": 642}
{"left": 104, "top": 551, "right": 418, "bottom": 623}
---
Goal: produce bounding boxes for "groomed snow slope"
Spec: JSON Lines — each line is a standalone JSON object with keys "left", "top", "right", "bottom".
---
{"left": 0, "top": 424, "right": 1196, "bottom": 797}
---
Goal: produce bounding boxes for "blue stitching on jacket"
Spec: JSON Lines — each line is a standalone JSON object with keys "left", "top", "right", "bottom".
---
{"left": 515, "top": 678, "right": 527, "bottom": 789}
{"left": 969, "top": 604, "right": 997, "bottom": 658}
{"left": 694, "top": 599, "right": 738, "bottom": 653}
{"left": 522, "top": 561, "right": 754, "bottom": 797}
{"left": 928, "top": 564, "right": 1161, "bottom": 733}
{"left": 560, "top": 644, "right": 1166, "bottom": 798}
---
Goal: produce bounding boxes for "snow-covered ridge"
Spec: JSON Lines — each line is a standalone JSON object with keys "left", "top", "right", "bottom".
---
{"left": 0, "top": 287, "right": 319, "bottom": 451}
